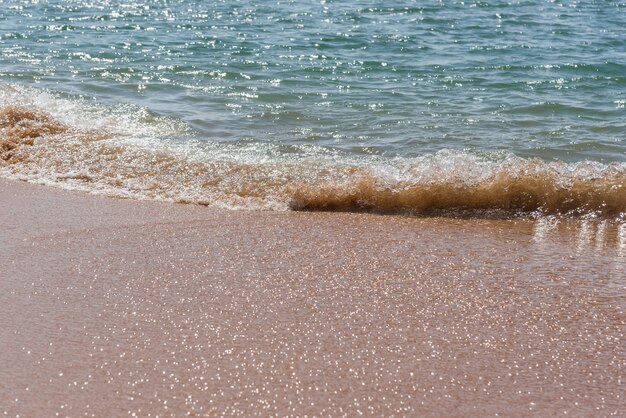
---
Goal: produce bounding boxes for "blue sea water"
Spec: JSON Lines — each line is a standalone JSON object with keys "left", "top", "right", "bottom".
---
{"left": 0, "top": 0, "right": 625, "bottom": 214}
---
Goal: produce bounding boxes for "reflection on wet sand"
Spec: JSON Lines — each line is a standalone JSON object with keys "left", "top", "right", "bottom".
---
{"left": 1, "top": 179, "right": 624, "bottom": 417}
{"left": 534, "top": 217, "right": 625, "bottom": 286}
{"left": 617, "top": 223, "right": 626, "bottom": 259}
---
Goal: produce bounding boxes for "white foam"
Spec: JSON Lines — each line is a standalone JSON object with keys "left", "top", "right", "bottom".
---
{"left": 1, "top": 83, "right": 625, "bottom": 216}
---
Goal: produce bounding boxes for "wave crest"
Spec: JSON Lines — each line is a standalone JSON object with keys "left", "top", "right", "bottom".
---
{"left": 0, "top": 98, "right": 624, "bottom": 218}
{"left": 290, "top": 166, "right": 625, "bottom": 216}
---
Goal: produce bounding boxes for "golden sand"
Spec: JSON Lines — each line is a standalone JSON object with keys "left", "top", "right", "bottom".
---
{"left": 1, "top": 178, "right": 624, "bottom": 416}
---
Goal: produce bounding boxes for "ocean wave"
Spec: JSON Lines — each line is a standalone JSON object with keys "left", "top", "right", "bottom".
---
{"left": 1, "top": 84, "right": 624, "bottom": 218}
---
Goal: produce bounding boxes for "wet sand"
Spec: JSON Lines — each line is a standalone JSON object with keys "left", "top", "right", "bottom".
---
{"left": 1, "top": 178, "right": 624, "bottom": 417}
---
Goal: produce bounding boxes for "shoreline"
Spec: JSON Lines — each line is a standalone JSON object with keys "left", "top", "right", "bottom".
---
{"left": 2, "top": 97, "right": 625, "bottom": 218}
{"left": 1, "top": 178, "right": 624, "bottom": 416}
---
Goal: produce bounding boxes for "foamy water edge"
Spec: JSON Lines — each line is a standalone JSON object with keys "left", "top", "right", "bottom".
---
{"left": 1, "top": 84, "right": 625, "bottom": 218}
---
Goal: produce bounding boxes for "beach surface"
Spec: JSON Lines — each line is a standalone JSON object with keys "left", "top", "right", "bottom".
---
{"left": 1, "top": 178, "right": 624, "bottom": 416}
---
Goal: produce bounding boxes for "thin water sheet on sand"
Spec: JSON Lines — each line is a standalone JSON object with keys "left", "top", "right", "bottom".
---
{"left": 0, "top": 178, "right": 624, "bottom": 416}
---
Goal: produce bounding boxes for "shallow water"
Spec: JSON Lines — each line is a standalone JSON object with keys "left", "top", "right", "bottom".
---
{"left": 1, "top": 85, "right": 624, "bottom": 216}
{"left": 0, "top": 1, "right": 625, "bottom": 215}
{"left": 1, "top": 0, "right": 625, "bottom": 161}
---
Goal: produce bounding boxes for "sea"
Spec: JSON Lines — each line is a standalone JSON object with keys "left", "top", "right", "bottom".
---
{"left": 0, "top": 0, "right": 625, "bottom": 216}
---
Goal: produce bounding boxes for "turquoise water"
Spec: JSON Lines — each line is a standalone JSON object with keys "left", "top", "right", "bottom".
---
{"left": 0, "top": 0, "right": 625, "bottom": 215}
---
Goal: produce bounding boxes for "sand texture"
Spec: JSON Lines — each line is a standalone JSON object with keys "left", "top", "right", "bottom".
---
{"left": 1, "top": 178, "right": 624, "bottom": 416}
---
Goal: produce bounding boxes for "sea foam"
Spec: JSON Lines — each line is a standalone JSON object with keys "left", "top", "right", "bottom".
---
{"left": 1, "top": 84, "right": 624, "bottom": 217}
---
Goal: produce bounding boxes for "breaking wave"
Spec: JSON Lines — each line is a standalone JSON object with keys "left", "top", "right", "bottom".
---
{"left": 1, "top": 84, "right": 624, "bottom": 218}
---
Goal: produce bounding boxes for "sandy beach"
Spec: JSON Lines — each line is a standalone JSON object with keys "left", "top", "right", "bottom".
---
{"left": 1, "top": 178, "right": 624, "bottom": 416}
{"left": 2, "top": 1, "right": 625, "bottom": 416}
